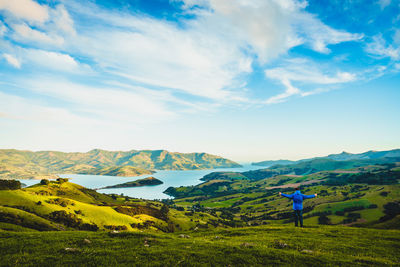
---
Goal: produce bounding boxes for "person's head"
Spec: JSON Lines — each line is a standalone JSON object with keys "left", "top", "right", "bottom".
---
{"left": 295, "top": 187, "right": 300, "bottom": 191}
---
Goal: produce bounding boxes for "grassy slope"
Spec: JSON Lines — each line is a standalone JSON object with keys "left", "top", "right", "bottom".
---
{"left": 0, "top": 225, "right": 399, "bottom": 266}
{"left": 171, "top": 164, "right": 400, "bottom": 227}
{"left": 0, "top": 181, "right": 222, "bottom": 232}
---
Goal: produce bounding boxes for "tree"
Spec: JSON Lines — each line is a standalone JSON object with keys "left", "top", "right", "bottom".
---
{"left": 40, "top": 179, "right": 50, "bottom": 185}
{"left": 318, "top": 215, "right": 331, "bottom": 225}
{"left": 0, "top": 180, "right": 21, "bottom": 190}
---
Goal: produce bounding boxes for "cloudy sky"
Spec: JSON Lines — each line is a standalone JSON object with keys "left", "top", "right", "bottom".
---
{"left": 0, "top": 0, "right": 399, "bottom": 162}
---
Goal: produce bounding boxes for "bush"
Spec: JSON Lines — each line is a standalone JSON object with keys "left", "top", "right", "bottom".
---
{"left": 104, "top": 225, "right": 128, "bottom": 231}
{"left": 48, "top": 210, "right": 98, "bottom": 231}
{"left": 40, "top": 179, "right": 50, "bottom": 185}
{"left": 368, "top": 204, "right": 378, "bottom": 209}
{"left": 0, "top": 180, "right": 21, "bottom": 190}
{"left": 343, "top": 206, "right": 365, "bottom": 212}
{"left": 335, "top": 210, "right": 345, "bottom": 216}
{"left": 379, "top": 201, "right": 400, "bottom": 222}
{"left": 318, "top": 215, "right": 331, "bottom": 225}
{"left": 56, "top": 178, "right": 69, "bottom": 184}
{"left": 380, "top": 191, "right": 389, "bottom": 197}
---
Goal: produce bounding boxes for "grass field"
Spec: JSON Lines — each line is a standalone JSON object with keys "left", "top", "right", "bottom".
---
{"left": 1, "top": 225, "right": 399, "bottom": 266}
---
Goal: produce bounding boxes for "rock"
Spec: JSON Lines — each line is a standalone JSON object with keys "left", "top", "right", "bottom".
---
{"left": 83, "top": 239, "right": 91, "bottom": 244}
{"left": 144, "top": 240, "right": 150, "bottom": 247}
{"left": 214, "top": 236, "right": 221, "bottom": 239}
{"left": 64, "top": 248, "right": 79, "bottom": 253}
{"left": 240, "top": 242, "right": 254, "bottom": 248}
{"left": 275, "top": 241, "right": 288, "bottom": 248}
{"left": 301, "top": 249, "right": 313, "bottom": 254}
{"left": 179, "top": 234, "right": 190, "bottom": 238}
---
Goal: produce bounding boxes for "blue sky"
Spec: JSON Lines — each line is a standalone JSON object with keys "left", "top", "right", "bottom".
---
{"left": 0, "top": 0, "right": 399, "bottom": 162}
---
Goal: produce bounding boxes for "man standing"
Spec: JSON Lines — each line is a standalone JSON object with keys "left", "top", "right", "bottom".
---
{"left": 279, "top": 187, "right": 317, "bottom": 227}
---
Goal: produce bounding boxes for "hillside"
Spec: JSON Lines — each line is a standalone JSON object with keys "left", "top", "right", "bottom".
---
{"left": 252, "top": 148, "right": 400, "bottom": 166}
{"left": 0, "top": 149, "right": 241, "bottom": 179}
{"left": 166, "top": 162, "right": 400, "bottom": 228}
{"left": 0, "top": 180, "right": 225, "bottom": 232}
{"left": 100, "top": 177, "right": 163, "bottom": 189}
{"left": 1, "top": 225, "right": 399, "bottom": 266}
{"left": 82, "top": 166, "right": 154, "bottom": 177}
{"left": 207, "top": 157, "right": 400, "bottom": 182}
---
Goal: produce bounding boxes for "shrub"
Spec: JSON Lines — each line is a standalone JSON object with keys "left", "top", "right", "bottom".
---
{"left": 48, "top": 210, "right": 98, "bottom": 231}
{"left": 380, "top": 191, "right": 389, "bottom": 197}
{"left": 379, "top": 201, "right": 400, "bottom": 222}
{"left": 104, "top": 225, "right": 128, "bottom": 231}
{"left": 368, "top": 204, "right": 378, "bottom": 209}
{"left": 335, "top": 210, "right": 345, "bottom": 216}
{"left": 0, "top": 180, "right": 21, "bottom": 190}
{"left": 343, "top": 206, "right": 365, "bottom": 212}
{"left": 40, "top": 179, "right": 50, "bottom": 185}
{"left": 318, "top": 215, "right": 331, "bottom": 225}
{"left": 56, "top": 178, "right": 69, "bottom": 184}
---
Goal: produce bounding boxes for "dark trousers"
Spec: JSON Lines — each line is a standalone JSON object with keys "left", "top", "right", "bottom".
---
{"left": 294, "top": 210, "right": 303, "bottom": 227}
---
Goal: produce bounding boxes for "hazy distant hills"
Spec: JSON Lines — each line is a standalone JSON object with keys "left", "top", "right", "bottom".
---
{"left": 252, "top": 149, "right": 400, "bottom": 166}
{"left": 0, "top": 149, "right": 241, "bottom": 179}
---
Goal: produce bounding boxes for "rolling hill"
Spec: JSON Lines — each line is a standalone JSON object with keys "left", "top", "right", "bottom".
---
{"left": 0, "top": 149, "right": 241, "bottom": 179}
{"left": 0, "top": 179, "right": 223, "bottom": 233}
{"left": 166, "top": 162, "right": 400, "bottom": 228}
{"left": 252, "top": 148, "right": 400, "bottom": 166}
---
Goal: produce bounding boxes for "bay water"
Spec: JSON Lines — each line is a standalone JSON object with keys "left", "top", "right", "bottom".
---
{"left": 20, "top": 164, "right": 262, "bottom": 200}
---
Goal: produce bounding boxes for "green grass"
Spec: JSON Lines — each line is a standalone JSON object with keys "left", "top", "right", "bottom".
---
{"left": 0, "top": 225, "right": 399, "bottom": 266}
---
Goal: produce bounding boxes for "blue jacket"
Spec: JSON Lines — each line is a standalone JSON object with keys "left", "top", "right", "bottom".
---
{"left": 281, "top": 190, "right": 315, "bottom": 210}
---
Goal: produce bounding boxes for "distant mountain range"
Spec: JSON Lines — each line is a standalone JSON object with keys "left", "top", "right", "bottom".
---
{"left": 0, "top": 149, "right": 241, "bottom": 179}
{"left": 252, "top": 149, "right": 400, "bottom": 166}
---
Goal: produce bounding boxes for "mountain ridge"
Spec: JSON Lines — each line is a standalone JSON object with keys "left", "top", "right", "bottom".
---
{"left": 0, "top": 148, "right": 241, "bottom": 179}
{"left": 252, "top": 148, "right": 400, "bottom": 166}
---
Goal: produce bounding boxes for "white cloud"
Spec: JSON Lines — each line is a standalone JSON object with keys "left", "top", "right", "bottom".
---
{"left": 23, "top": 78, "right": 177, "bottom": 124}
{"left": 23, "top": 49, "right": 90, "bottom": 73}
{"left": 0, "top": 0, "right": 49, "bottom": 24}
{"left": 393, "top": 29, "right": 400, "bottom": 45}
{"left": 11, "top": 23, "right": 64, "bottom": 46}
{"left": 366, "top": 35, "right": 400, "bottom": 60}
{"left": 265, "top": 79, "right": 300, "bottom": 104}
{"left": 378, "top": 0, "right": 392, "bottom": 9}
{"left": 60, "top": 0, "right": 362, "bottom": 103}
{"left": 0, "top": 21, "right": 6, "bottom": 36}
{"left": 296, "top": 14, "right": 363, "bottom": 54}
{"left": 0, "top": 91, "right": 91, "bottom": 123}
{"left": 69, "top": 10, "right": 252, "bottom": 101}
{"left": 3, "top": 53, "right": 21, "bottom": 68}
{"left": 176, "top": 0, "right": 362, "bottom": 59}
{"left": 264, "top": 58, "right": 356, "bottom": 104}
{"left": 51, "top": 5, "right": 76, "bottom": 35}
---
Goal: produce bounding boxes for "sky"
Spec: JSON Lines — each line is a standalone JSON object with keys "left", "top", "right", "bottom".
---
{"left": 0, "top": 0, "right": 399, "bottom": 162}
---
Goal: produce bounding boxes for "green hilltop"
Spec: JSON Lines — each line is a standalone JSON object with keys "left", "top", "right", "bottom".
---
{"left": 0, "top": 179, "right": 222, "bottom": 233}
{"left": 166, "top": 161, "right": 400, "bottom": 229}
{"left": 252, "top": 148, "right": 400, "bottom": 166}
{"left": 0, "top": 149, "right": 241, "bottom": 179}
